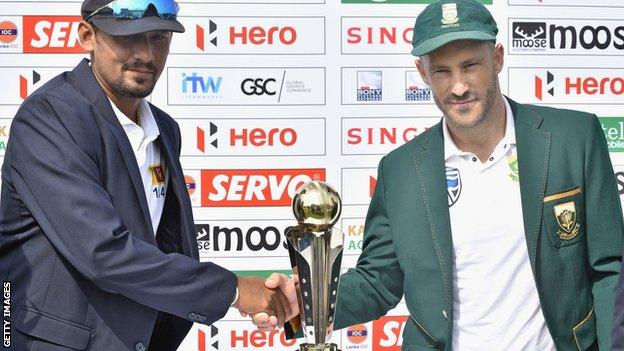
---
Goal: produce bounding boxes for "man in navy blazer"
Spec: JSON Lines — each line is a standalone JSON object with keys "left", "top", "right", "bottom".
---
{"left": 0, "top": 1, "right": 296, "bottom": 350}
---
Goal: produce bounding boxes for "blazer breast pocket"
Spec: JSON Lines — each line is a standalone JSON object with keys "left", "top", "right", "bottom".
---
{"left": 543, "top": 186, "right": 584, "bottom": 248}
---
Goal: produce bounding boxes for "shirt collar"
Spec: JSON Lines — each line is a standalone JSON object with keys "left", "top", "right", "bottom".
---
{"left": 443, "top": 95, "right": 515, "bottom": 161}
{"left": 108, "top": 98, "right": 160, "bottom": 140}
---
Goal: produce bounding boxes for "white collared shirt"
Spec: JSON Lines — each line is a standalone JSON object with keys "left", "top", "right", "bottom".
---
{"left": 445, "top": 97, "right": 555, "bottom": 350}
{"left": 109, "top": 98, "right": 168, "bottom": 236}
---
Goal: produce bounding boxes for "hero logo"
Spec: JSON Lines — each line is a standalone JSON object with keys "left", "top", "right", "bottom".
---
{"left": 196, "top": 123, "right": 297, "bottom": 151}
{"left": 196, "top": 22, "right": 217, "bottom": 50}
{"left": 372, "top": 316, "right": 408, "bottom": 351}
{"left": 231, "top": 25, "right": 296, "bottom": 45}
{"left": 195, "top": 223, "right": 290, "bottom": 252}
{"left": 23, "top": 16, "right": 84, "bottom": 53}
{"left": 535, "top": 70, "right": 624, "bottom": 100}
{"left": 241, "top": 78, "right": 277, "bottom": 96}
{"left": 197, "top": 123, "right": 218, "bottom": 152}
{"left": 201, "top": 168, "right": 325, "bottom": 207}
{"left": 196, "top": 21, "right": 297, "bottom": 48}
{"left": 230, "top": 329, "right": 297, "bottom": 348}
{"left": 346, "top": 26, "right": 412, "bottom": 45}
{"left": 534, "top": 71, "right": 554, "bottom": 100}
{"left": 198, "top": 326, "right": 219, "bottom": 351}
{"left": 19, "top": 70, "right": 41, "bottom": 100}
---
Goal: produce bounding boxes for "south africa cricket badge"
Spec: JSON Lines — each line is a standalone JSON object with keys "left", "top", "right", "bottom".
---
{"left": 554, "top": 201, "right": 580, "bottom": 240}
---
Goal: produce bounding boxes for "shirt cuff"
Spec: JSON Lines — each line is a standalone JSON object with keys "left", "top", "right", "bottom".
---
{"left": 230, "top": 287, "right": 239, "bottom": 306}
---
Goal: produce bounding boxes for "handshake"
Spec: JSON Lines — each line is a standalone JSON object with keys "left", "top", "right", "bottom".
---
{"left": 232, "top": 273, "right": 300, "bottom": 330}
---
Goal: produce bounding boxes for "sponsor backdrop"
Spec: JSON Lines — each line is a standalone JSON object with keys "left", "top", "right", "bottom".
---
{"left": 1, "top": 0, "right": 623, "bottom": 350}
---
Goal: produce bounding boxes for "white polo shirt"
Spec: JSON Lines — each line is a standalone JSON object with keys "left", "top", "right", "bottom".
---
{"left": 109, "top": 99, "right": 168, "bottom": 236}
{"left": 444, "top": 97, "right": 555, "bottom": 350}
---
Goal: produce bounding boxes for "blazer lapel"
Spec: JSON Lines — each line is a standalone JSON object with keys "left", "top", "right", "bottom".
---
{"left": 152, "top": 111, "right": 196, "bottom": 258}
{"left": 69, "top": 59, "right": 155, "bottom": 243}
{"left": 509, "top": 97, "right": 551, "bottom": 271}
{"left": 413, "top": 123, "right": 454, "bottom": 312}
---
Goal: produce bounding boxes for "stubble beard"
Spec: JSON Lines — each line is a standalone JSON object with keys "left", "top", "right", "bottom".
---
{"left": 108, "top": 73, "right": 156, "bottom": 99}
{"left": 438, "top": 72, "right": 499, "bottom": 130}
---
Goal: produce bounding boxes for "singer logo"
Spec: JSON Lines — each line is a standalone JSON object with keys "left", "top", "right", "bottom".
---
{"left": 19, "top": 70, "right": 41, "bottom": 100}
{"left": 372, "top": 316, "right": 408, "bottom": 351}
{"left": 535, "top": 71, "right": 554, "bottom": 100}
{"left": 346, "top": 26, "right": 412, "bottom": 45}
{"left": 201, "top": 168, "right": 325, "bottom": 207}
{"left": 198, "top": 326, "right": 219, "bottom": 351}
{"left": 22, "top": 16, "right": 84, "bottom": 53}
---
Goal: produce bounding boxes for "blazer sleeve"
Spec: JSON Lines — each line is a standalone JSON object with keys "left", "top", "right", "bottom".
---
{"left": 334, "top": 156, "right": 404, "bottom": 330}
{"left": 6, "top": 94, "right": 237, "bottom": 325}
{"left": 580, "top": 115, "right": 624, "bottom": 349}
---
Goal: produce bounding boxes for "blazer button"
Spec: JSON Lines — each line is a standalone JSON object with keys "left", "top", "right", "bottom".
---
{"left": 135, "top": 343, "right": 145, "bottom": 351}
{"left": 188, "top": 312, "right": 197, "bottom": 320}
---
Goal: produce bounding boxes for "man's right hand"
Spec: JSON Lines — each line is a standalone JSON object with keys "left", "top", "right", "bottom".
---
{"left": 233, "top": 276, "right": 292, "bottom": 326}
{"left": 251, "top": 273, "right": 300, "bottom": 331}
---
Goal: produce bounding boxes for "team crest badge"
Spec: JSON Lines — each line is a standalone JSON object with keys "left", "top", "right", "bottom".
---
{"left": 149, "top": 164, "right": 166, "bottom": 186}
{"left": 441, "top": 3, "right": 459, "bottom": 26}
{"left": 554, "top": 201, "right": 580, "bottom": 240}
{"left": 446, "top": 167, "right": 461, "bottom": 207}
{"left": 507, "top": 155, "right": 519, "bottom": 182}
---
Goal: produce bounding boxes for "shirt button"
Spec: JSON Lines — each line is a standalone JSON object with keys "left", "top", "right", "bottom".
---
{"left": 472, "top": 157, "right": 477, "bottom": 162}
{"left": 489, "top": 157, "right": 494, "bottom": 161}
{"left": 135, "top": 343, "right": 145, "bottom": 351}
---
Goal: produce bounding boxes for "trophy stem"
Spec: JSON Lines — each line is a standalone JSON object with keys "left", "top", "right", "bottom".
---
{"left": 297, "top": 343, "right": 340, "bottom": 351}
{"left": 312, "top": 233, "right": 330, "bottom": 346}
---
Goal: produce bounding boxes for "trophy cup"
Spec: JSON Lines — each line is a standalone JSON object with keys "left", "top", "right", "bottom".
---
{"left": 284, "top": 181, "right": 344, "bottom": 351}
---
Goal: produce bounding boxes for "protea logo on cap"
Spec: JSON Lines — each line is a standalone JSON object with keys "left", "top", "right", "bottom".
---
{"left": 441, "top": 3, "right": 459, "bottom": 27}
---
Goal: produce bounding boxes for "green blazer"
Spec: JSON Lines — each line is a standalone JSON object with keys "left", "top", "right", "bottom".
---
{"left": 334, "top": 97, "right": 624, "bottom": 350}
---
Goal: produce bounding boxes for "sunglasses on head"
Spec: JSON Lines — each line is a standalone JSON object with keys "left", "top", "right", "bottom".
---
{"left": 85, "top": 0, "right": 179, "bottom": 22}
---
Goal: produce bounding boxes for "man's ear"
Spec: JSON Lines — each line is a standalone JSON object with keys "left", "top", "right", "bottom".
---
{"left": 415, "top": 58, "right": 430, "bottom": 86}
{"left": 78, "top": 20, "right": 96, "bottom": 51}
{"left": 493, "top": 43, "right": 504, "bottom": 74}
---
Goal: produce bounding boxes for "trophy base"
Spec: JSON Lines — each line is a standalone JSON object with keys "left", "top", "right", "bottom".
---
{"left": 297, "top": 343, "right": 340, "bottom": 351}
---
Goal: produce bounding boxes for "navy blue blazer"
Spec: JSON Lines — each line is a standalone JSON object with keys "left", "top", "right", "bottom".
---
{"left": 0, "top": 59, "right": 237, "bottom": 351}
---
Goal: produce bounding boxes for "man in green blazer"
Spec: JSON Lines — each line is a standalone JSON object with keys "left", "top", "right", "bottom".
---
{"left": 256, "top": 0, "right": 624, "bottom": 349}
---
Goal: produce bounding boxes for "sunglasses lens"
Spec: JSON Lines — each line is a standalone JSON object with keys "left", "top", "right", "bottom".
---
{"left": 109, "top": 0, "right": 179, "bottom": 19}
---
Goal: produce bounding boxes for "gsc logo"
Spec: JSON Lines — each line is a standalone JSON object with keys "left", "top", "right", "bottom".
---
{"left": 241, "top": 78, "right": 276, "bottom": 96}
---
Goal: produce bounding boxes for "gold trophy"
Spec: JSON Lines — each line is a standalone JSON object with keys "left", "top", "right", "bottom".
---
{"left": 284, "top": 181, "right": 344, "bottom": 351}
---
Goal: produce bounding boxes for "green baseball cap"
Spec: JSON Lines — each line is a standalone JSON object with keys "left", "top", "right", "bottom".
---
{"left": 411, "top": 0, "right": 498, "bottom": 56}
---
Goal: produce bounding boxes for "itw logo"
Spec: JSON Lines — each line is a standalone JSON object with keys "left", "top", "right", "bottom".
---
{"left": 600, "top": 117, "right": 624, "bottom": 152}
{"left": 182, "top": 73, "right": 222, "bottom": 94}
